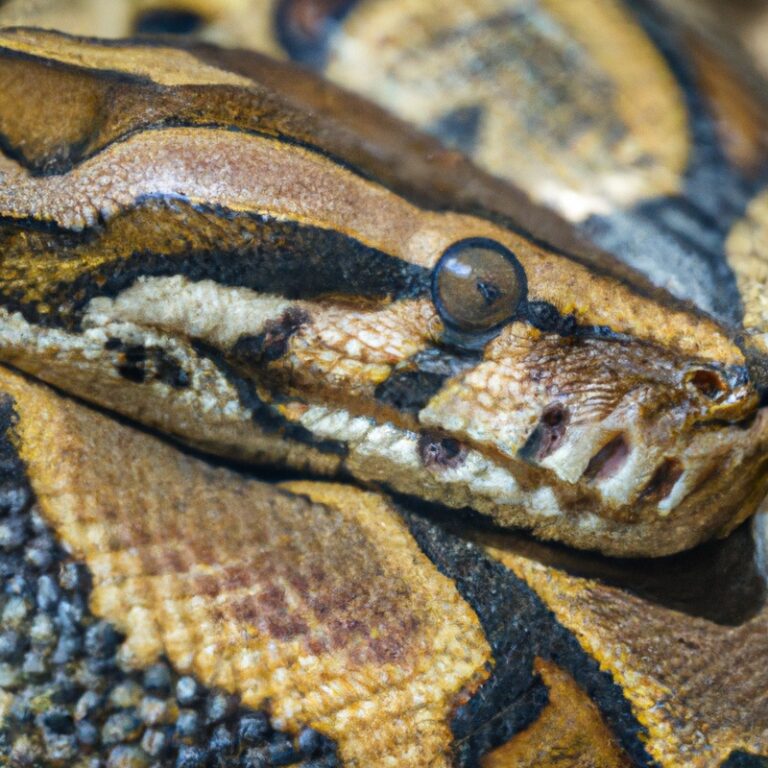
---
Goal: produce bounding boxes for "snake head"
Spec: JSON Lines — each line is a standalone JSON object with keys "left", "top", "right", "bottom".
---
{"left": 241, "top": 220, "right": 768, "bottom": 557}
{"left": 0, "top": 28, "right": 766, "bottom": 557}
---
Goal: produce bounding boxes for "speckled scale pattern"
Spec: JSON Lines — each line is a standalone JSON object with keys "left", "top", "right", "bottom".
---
{"left": 0, "top": 413, "right": 340, "bottom": 768}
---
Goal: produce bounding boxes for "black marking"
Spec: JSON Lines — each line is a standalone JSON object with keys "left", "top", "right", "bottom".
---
{"left": 430, "top": 105, "right": 484, "bottom": 156}
{"left": 190, "top": 339, "right": 348, "bottom": 458}
{"left": 722, "top": 752, "right": 768, "bottom": 767}
{"left": 525, "top": 300, "right": 577, "bottom": 335}
{"left": 576, "top": 323, "right": 629, "bottom": 341}
{"left": 417, "top": 433, "right": 468, "bottom": 470}
{"left": 115, "top": 344, "right": 147, "bottom": 383}
{"left": 375, "top": 348, "right": 479, "bottom": 415}
{"left": 155, "top": 356, "right": 191, "bottom": 389}
{"left": 231, "top": 307, "right": 311, "bottom": 366}
{"left": 275, "top": 0, "right": 361, "bottom": 68}
{"left": 582, "top": 0, "right": 752, "bottom": 327}
{"left": 0, "top": 200, "right": 430, "bottom": 331}
{"left": 133, "top": 8, "right": 206, "bottom": 36}
{"left": 375, "top": 370, "right": 447, "bottom": 415}
{"left": 104, "top": 339, "right": 191, "bottom": 389}
{"left": 398, "top": 505, "right": 655, "bottom": 766}
{"left": 470, "top": 512, "right": 765, "bottom": 627}
{"left": 524, "top": 299, "right": 631, "bottom": 342}
{"left": 0, "top": 40, "right": 733, "bottom": 331}
{"left": 0, "top": 403, "right": 343, "bottom": 765}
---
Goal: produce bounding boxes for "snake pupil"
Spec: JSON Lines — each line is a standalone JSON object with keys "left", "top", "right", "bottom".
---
{"left": 432, "top": 238, "right": 527, "bottom": 334}
{"left": 476, "top": 280, "right": 501, "bottom": 305}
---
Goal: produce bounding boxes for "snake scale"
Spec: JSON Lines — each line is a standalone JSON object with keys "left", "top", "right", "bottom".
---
{"left": 0, "top": 1, "right": 767, "bottom": 766}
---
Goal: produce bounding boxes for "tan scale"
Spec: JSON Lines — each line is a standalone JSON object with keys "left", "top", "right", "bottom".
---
{"left": 0, "top": 29, "right": 765, "bottom": 557}
{"left": 0, "top": 0, "right": 690, "bottom": 224}
{"left": 325, "top": 0, "right": 688, "bottom": 221}
{"left": 0, "top": 17, "right": 767, "bottom": 766}
{"left": 0, "top": 366, "right": 491, "bottom": 768}
{"left": 0, "top": 0, "right": 284, "bottom": 57}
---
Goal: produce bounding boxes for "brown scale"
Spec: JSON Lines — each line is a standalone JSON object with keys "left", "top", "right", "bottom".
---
{"left": 484, "top": 540, "right": 768, "bottom": 765}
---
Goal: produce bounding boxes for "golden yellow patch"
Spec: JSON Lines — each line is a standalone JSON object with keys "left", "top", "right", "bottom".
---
{"left": 481, "top": 658, "right": 630, "bottom": 768}
{"left": 0, "top": 27, "right": 254, "bottom": 87}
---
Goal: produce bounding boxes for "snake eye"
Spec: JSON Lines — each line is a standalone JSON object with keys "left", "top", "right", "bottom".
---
{"left": 432, "top": 238, "right": 527, "bottom": 333}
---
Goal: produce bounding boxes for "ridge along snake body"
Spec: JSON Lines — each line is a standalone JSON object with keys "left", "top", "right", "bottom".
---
{"left": 0, "top": 1, "right": 767, "bottom": 767}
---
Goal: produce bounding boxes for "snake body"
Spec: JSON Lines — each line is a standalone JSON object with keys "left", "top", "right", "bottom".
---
{"left": 0, "top": 2, "right": 767, "bottom": 767}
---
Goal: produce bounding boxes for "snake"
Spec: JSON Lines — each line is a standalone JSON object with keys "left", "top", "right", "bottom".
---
{"left": 0, "top": 1, "right": 767, "bottom": 766}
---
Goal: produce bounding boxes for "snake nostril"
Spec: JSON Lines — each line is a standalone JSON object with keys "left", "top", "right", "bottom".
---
{"left": 686, "top": 368, "right": 728, "bottom": 401}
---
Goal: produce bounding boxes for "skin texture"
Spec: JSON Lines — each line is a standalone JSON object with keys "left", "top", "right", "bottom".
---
{"left": 479, "top": 658, "right": 631, "bottom": 768}
{"left": 0, "top": 5, "right": 767, "bottom": 768}
{"left": 5, "top": 0, "right": 766, "bottom": 333}
{"left": 482, "top": 537, "right": 768, "bottom": 766}
{"left": 0, "top": 368, "right": 491, "bottom": 767}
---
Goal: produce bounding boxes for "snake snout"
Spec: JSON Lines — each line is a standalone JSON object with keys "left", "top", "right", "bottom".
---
{"left": 684, "top": 363, "right": 759, "bottom": 422}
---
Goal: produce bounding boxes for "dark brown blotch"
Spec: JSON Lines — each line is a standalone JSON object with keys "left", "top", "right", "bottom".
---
{"left": 115, "top": 344, "right": 147, "bottom": 384}
{"left": 154, "top": 355, "right": 191, "bottom": 389}
{"left": 418, "top": 432, "right": 468, "bottom": 470}
{"left": 105, "top": 339, "right": 190, "bottom": 388}
{"left": 376, "top": 347, "right": 480, "bottom": 414}
{"left": 231, "top": 307, "right": 310, "bottom": 366}
{"left": 375, "top": 370, "right": 447, "bottom": 414}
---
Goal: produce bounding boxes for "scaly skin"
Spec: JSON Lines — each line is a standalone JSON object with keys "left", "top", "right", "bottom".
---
{"left": 0, "top": 28, "right": 766, "bottom": 555}
{"left": 0, "top": 9, "right": 767, "bottom": 768}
